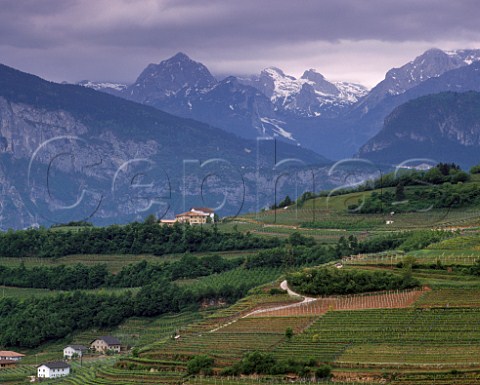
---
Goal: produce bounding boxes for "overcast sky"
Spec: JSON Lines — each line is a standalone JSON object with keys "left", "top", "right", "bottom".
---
{"left": 1, "top": 0, "right": 480, "bottom": 88}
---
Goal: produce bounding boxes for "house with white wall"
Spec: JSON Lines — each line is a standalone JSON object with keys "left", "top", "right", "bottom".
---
{"left": 90, "top": 336, "right": 122, "bottom": 353}
{"left": 63, "top": 345, "right": 88, "bottom": 359}
{"left": 37, "top": 361, "right": 70, "bottom": 378}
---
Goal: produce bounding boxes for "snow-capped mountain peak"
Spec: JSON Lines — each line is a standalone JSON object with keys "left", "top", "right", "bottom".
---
{"left": 301, "top": 69, "right": 339, "bottom": 96}
{"left": 334, "top": 81, "right": 369, "bottom": 102}
{"left": 381, "top": 48, "right": 480, "bottom": 97}
{"left": 237, "top": 66, "right": 367, "bottom": 117}
{"left": 261, "top": 67, "right": 306, "bottom": 101}
{"left": 78, "top": 80, "right": 127, "bottom": 92}
{"left": 352, "top": 48, "right": 480, "bottom": 117}
{"left": 444, "top": 49, "right": 480, "bottom": 65}
{"left": 262, "top": 66, "right": 295, "bottom": 80}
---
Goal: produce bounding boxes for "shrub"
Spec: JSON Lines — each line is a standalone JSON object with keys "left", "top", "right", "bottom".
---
{"left": 187, "top": 355, "right": 214, "bottom": 375}
{"left": 315, "top": 364, "right": 332, "bottom": 379}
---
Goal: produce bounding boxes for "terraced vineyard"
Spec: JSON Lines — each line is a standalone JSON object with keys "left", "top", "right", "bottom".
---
{"left": 6, "top": 189, "right": 480, "bottom": 385}
{"left": 274, "top": 308, "right": 480, "bottom": 369}
{"left": 141, "top": 315, "right": 316, "bottom": 368}
{"left": 186, "top": 378, "right": 365, "bottom": 385}
{"left": 390, "top": 372, "right": 480, "bottom": 384}
{"left": 183, "top": 267, "right": 286, "bottom": 293}
{"left": 344, "top": 251, "right": 480, "bottom": 266}
{"left": 415, "top": 287, "right": 480, "bottom": 308}
{"left": 115, "top": 312, "right": 205, "bottom": 349}
{"left": 239, "top": 195, "right": 480, "bottom": 230}
{"left": 0, "top": 365, "right": 35, "bottom": 383}
{"left": 249, "top": 289, "right": 425, "bottom": 317}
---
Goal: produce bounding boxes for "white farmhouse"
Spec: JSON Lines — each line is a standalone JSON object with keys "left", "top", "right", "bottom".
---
{"left": 90, "top": 336, "right": 122, "bottom": 353}
{"left": 37, "top": 361, "right": 70, "bottom": 378}
{"left": 63, "top": 345, "right": 88, "bottom": 359}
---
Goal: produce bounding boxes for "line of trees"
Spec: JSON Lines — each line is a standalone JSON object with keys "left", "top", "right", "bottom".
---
{"left": 220, "top": 351, "right": 331, "bottom": 379}
{"left": 0, "top": 254, "right": 243, "bottom": 290}
{"left": 0, "top": 275, "right": 261, "bottom": 348}
{"left": 0, "top": 222, "right": 281, "bottom": 258}
{"left": 334, "top": 230, "right": 451, "bottom": 255}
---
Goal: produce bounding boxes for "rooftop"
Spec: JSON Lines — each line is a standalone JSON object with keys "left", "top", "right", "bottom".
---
{"left": 38, "top": 361, "right": 70, "bottom": 369}
{"left": 191, "top": 207, "right": 214, "bottom": 213}
{"left": 176, "top": 211, "right": 208, "bottom": 217}
{"left": 0, "top": 351, "right": 25, "bottom": 358}
{"left": 95, "top": 336, "right": 121, "bottom": 346}
{"left": 65, "top": 345, "right": 88, "bottom": 351}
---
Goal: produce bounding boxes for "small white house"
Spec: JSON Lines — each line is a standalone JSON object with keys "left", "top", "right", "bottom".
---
{"left": 37, "top": 361, "right": 70, "bottom": 378}
{"left": 63, "top": 345, "right": 88, "bottom": 359}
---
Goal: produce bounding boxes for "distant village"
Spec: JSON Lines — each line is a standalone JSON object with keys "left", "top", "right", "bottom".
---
{"left": 1, "top": 335, "right": 123, "bottom": 380}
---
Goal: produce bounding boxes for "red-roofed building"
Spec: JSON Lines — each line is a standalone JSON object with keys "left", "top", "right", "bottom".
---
{"left": 0, "top": 351, "right": 24, "bottom": 370}
{"left": 191, "top": 207, "right": 214, "bottom": 215}
{"left": 160, "top": 207, "right": 215, "bottom": 225}
{"left": 0, "top": 351, "right": 25, "bottom": 361}
{"left": 177, "top": 207, "right": 215, "bottom": 224}
{"left": 175, "top": 210, "right": 209, "bottom": 225}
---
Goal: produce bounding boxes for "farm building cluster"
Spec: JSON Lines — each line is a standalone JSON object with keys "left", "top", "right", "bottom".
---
{"left": 0, "top": 336, "right": 123, "bottom": 380}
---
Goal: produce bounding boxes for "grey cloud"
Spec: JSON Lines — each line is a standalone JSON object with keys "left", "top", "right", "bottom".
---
{"left": 3, "top": 0, "right": 480, "bottom": 47}
{"left": 0, "top": 0, "right": 479, "bottom": 85}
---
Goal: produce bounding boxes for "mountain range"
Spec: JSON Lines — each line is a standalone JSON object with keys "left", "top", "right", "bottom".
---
{"left": 81, "top": 52, "right": 367, "bottom": 144}
{"left": 81, "top": 48, "right": 480, "bottom": 159}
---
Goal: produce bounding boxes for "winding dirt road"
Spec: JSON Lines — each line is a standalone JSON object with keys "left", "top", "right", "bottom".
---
{"left": 208, "top": 280, "right": 313, "bottom": 332}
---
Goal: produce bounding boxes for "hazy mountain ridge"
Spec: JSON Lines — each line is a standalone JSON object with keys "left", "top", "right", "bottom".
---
{"left": 348, "top": 60, "right": 480, "bottom": 153}
{"left": 0, "top": 63, "right": 330, "bottom": 229}
{"left": 352, "top": 48, "right": 480, "bottom": 116}
{"left": 358, "top": 91, "right": 480, "bottom": 167}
